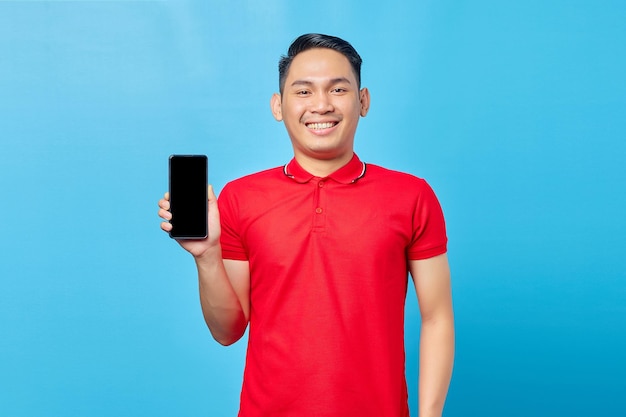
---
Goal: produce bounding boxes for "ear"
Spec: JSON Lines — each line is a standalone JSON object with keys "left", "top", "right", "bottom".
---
{"left": 270, "top": 93, "right": 283, "bottom": 121}
{"left": 359, "top": 87, "right": 370, "bottom": 117}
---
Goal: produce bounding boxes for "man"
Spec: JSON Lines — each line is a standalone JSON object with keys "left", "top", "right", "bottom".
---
{"left": 158, "top": 33, "right": 454, "bottom": 417}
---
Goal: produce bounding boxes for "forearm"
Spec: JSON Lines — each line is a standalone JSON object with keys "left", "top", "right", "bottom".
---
{"left": 194, "top": 246, "right": 248, "bottom": 346}
{"left": 418, "top": 315, "right": 455, "bottom": 417}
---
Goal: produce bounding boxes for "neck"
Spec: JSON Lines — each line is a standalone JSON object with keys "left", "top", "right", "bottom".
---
{"left": 294, "top": 151, "right": 354, "bottom": 177}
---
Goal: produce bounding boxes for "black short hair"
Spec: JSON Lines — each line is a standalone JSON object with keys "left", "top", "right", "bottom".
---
{"left": 278, "top": 33, "right": 362, "bottom": 94}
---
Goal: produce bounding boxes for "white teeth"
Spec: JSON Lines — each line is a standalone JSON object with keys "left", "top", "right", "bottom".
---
{"left": 307, "top": 122, "right": 335, "bottom": 130}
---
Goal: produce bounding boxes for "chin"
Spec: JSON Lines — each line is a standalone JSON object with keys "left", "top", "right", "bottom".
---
{"left": 309, "top": 147, "right": 351, "bottom": 161}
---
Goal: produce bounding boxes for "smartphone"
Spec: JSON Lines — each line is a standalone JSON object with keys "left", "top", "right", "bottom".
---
{"left": 168, "top": 154, "right": 208, "bottom": 239}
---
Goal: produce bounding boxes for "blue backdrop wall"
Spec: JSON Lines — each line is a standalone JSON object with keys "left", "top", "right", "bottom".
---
{"left": 1, "top": 1, "right": 625, "bottom": 416}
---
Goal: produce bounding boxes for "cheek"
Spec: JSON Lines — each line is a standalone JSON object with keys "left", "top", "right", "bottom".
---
{"left": 281, "top": 103, "right": 304, "bottom": 122}
{"left": 283, "top": 113, "right": 303, "bottom": 128}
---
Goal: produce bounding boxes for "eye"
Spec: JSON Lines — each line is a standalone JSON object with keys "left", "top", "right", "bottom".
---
{"left": 331, "top": 87, "right": 347, "bottom": 94}
{"left": 295, "top": 90, "right": 311, "bottom": 96}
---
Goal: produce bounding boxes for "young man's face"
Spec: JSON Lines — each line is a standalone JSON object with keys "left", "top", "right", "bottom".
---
{"left": 271, "top": 48, "right": 370, "bottom": 167}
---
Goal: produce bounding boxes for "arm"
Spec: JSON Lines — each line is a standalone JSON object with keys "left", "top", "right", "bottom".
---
{"left": 410, "top": 253, "right": 454, "bottom": 417}
{"left": 158, "top": 185, "right": 250, "bottom": 346}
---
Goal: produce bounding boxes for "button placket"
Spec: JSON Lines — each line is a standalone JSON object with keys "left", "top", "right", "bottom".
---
{"left": 312, "top": 178, "right": 326, "bottom": 231}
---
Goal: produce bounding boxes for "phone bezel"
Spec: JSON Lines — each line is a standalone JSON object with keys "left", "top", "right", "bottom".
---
{"left": 168, "top": 154, "right": 208, "bottom": 240}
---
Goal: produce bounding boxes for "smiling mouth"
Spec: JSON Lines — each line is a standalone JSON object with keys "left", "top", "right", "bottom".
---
{"left": 306, "top": 122, "right": 337, "bottom": 130}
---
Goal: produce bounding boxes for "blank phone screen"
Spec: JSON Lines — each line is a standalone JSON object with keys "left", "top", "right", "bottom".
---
{"left": 168, "top": 155, "right": 208, "bottom": 239}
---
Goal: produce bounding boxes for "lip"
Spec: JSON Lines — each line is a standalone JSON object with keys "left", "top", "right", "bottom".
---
{"left": 304, "top": 120, "right": 339, "bottom": 135}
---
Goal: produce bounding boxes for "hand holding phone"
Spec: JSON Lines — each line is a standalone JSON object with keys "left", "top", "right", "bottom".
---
{"left": 168, "top": 155, "right": 208, "bottom": 239}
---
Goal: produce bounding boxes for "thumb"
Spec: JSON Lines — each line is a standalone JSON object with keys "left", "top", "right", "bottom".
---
{"left": 208, "top": 184, "right": 218, "bottom": 202}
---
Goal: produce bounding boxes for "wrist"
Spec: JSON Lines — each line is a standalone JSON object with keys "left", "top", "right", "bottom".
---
{"left": 193, "top": 243, "right": 222, "bottom": 264}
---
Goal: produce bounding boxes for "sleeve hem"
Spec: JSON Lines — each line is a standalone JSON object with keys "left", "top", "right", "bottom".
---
{"left": 407, "top": 243, "right": 447, "bottom": 261}
{"left": 221, "top": 249, "right": 248, "bottom": 261}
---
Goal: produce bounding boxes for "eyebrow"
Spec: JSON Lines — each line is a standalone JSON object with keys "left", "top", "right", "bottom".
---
{"left": 289, "top": 77, "right": 353, "bottom": 88}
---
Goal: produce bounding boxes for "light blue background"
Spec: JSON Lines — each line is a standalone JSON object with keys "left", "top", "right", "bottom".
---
{"left": 1, "top": 1, "right": 625, "bottom": 416}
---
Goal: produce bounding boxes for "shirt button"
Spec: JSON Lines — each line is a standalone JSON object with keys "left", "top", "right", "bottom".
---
{"left": 315, "top": 207, "right": 323, "bottom": 214}
{"left": 318, "top": 181, "right": 325, "bottom": 188}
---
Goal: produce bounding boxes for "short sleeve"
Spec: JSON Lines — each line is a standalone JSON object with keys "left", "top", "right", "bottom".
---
{"left": 217, "top": 183, "right": 249, "bottom": 261}
{"left": 407, "top": 179, "right": 448, "bottom": 260}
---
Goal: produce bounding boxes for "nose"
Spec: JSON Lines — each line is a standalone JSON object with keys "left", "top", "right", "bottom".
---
{"left": 310, "top": 92, "right": 334, "bottom": 113}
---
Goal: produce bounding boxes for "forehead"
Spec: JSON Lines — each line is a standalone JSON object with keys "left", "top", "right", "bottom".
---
{"left": 286, "top": 48, "right": 357, "bottom": 85}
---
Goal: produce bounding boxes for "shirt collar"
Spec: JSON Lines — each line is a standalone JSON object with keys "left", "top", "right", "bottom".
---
{"left": 283, "top": 153, "right": 367, "bottom": 185}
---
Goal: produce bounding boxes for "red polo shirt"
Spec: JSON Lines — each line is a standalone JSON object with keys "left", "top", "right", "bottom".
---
{"left": 218, "top": 154, "right": 447, "bottom": 417}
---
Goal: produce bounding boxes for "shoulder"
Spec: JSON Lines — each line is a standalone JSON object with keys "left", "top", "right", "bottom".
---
{"left": 363, "top": 163, "right": 443, "bottom": 211}
{"left": 218, "top": 167, "right": 285, "bottom": 219}
{"left": 221, "top": 166, "right": 284, "bottom": 194}
{"left": 364, "top": 163, "right": 431, "bottom": 189}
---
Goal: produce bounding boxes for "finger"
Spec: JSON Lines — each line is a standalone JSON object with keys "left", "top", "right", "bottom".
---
{"left": 158, "top": 198, "right": 170, "bottom": 210}
{"left": 158, "top": 208, "right": 172, "bottom": 220}
{"left": 208, "top": 184, "right": 217, "bottom": 201}
{"left": 160, "top": 221, "right": 172, "bottom": 232}
{"left": 163, "top": 191, "right": 170, "bottom": 201}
